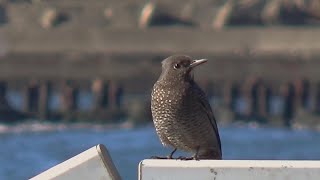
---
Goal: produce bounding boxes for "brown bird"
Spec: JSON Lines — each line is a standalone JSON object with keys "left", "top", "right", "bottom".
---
{"left": 151, "top": 55, "right": 222, "bottom": 160}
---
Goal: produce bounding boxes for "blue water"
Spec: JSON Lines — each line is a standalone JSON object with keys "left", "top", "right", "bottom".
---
{"left": 1, "top": 125, "right": 320, "bottom": 180}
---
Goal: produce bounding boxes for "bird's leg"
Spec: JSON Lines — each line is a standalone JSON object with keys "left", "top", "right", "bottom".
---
{"left": 177, "top": 156, "right": 193, "bottom": 160}
{"left": 150, "top": 156, "right": 168, "bottom": 159}
{"left": 192, "top": 146, "right": 200, "bottom": 160}
{"left": 167, "top": 148, "right": 177, "bottom": 159}
{"left": 150, "top": 148, "right": 177, "bottom": 159}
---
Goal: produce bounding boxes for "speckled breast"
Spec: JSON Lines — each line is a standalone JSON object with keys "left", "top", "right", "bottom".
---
{"left": 151, "top": 82, "right": 215, "bottom": 151}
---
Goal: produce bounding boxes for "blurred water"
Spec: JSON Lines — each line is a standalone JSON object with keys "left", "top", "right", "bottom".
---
{"left": 0, "top": 125, "right": 320, "bottom": 180}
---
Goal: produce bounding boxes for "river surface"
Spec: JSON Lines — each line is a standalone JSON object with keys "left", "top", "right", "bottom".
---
{"left": 1, "top": 124, "right": 320, "bottom": 180}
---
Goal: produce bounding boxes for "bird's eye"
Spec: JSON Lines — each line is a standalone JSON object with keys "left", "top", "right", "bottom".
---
{"left": 173, "top": 63, "right": 181, "bottom": 69}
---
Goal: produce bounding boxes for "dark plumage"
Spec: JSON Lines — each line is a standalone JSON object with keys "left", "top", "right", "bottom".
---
{"left": 151, "top": 55, "right": 222, "bottom": 160}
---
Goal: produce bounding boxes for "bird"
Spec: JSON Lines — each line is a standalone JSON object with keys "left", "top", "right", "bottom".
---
{"left": 151, "top": 55, "right": 222, "bottom": 160}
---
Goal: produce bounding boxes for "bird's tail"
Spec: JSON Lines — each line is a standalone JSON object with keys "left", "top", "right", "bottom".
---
{"left": 198, "top": 149, "right": 222, "bottom": 160}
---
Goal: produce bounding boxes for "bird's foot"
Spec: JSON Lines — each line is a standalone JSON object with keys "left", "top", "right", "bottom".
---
{"left": 192, "top": 154, "right": 200, "bottom": 161}
{"left": 150, "top": 156, "right": 173, "bottom": 159}
{"left": 177, "top": 156, "right": 195, "bottom": 160}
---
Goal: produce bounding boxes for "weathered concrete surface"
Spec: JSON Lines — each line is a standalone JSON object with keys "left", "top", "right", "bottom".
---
{"left": 1, "top": 27, "right": 320, "bottom": 54}
{"left": 139, "top": 160, "right": 320, "bottom": 180}
{"left": 31, "top": 144, "right": 121, "bottom": 180}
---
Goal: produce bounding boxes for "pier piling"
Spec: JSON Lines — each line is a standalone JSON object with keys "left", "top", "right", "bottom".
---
{"left": 256, "top": 81, "right": 269, "bottom": 120}
{"left": 313, "top": 83, "right": 320, "bottom": 113}
{"left": 38, "top": 81, "right": 51, "bottom": 120}
{"left": 0, "top": 81, "right": 8, "bottom": 109}
{"left": 23, "top": 80, "right": 40, "bottom": 115}
{"left": 61, "top": 81, "right": 79, "bottom": 121}
{"left": 108, "top": 82, "right": 123, "bottom": 110}
{"left": 92, "top": 78, "right": 109, "bottom": 111}
{"left": 282, "top": 82, "right": 295, "bottom": 127}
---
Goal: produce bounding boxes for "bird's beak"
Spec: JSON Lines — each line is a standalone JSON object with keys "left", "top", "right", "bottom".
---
{"left": 190, "top": 59, "right": 207, "bottom": 68}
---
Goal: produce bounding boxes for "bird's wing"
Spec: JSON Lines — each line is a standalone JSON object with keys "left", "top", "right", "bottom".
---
{"left": 192, "top": 82, "right": 222, "bottom": 153}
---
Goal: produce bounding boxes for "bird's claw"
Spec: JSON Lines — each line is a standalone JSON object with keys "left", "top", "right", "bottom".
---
{"left": 150, "top": 156, "right": 173, "bottom": 159}
{"left": 177, "top": 156, "right": 195, "bottom": 160}
{"left": 151, "top": 156, "right": 199, "bottom": 160}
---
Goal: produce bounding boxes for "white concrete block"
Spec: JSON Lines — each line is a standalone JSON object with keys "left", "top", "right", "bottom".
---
{"left": 30, "top": 144, "right": 121, "bottom": 180}
{"left": 139, "top": 160, "right": 320, "bottom": 180}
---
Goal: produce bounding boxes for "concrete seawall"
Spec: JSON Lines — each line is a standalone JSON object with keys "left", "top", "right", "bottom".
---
{"left": 1, "top": 28, "right": 320, "bottom": 93}
{"left": 1, "top": 0, "right": 320, "bottom": 125}
{"left": 1, "top": 28, "right": 320, "bottom": 127}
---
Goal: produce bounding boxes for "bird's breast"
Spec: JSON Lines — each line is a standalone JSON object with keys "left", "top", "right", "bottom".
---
{"left": 151, "top": 83, "right": 197, "bottom": 133}
{"left": 151, "top": 84, "right": 186, "bottom": 114}
{"left": 151, "top": 82, "right": 217, "bottom": 150}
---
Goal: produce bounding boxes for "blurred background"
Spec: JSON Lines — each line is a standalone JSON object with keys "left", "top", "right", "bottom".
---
{"left": 1, "top": 0, "right": 320, "bottom": 179}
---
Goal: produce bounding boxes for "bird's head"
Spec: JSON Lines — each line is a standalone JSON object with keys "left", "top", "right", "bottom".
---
{"left": 159, "top": 55, "right": 207, "bottom": 83}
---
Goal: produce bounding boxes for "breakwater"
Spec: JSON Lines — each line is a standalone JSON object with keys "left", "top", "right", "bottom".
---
{"left": 1, "top": 0, "right": 320, "bottom": 128}
{"left": 0, "top": 79, "right": 127, "bottom": 123}
{"left": 2, "top": 28, "right": 320, "bottom": 128}
{"left": 0, "top": 62, "right": 320, "bottom": 129}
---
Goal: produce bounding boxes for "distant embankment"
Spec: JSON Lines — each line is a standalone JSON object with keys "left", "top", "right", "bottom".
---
{"left": 1, "top": 27, "right": 320, "bottom": 92}
{"left": 1, "top": 28, "right": 320, "bottom": 129}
